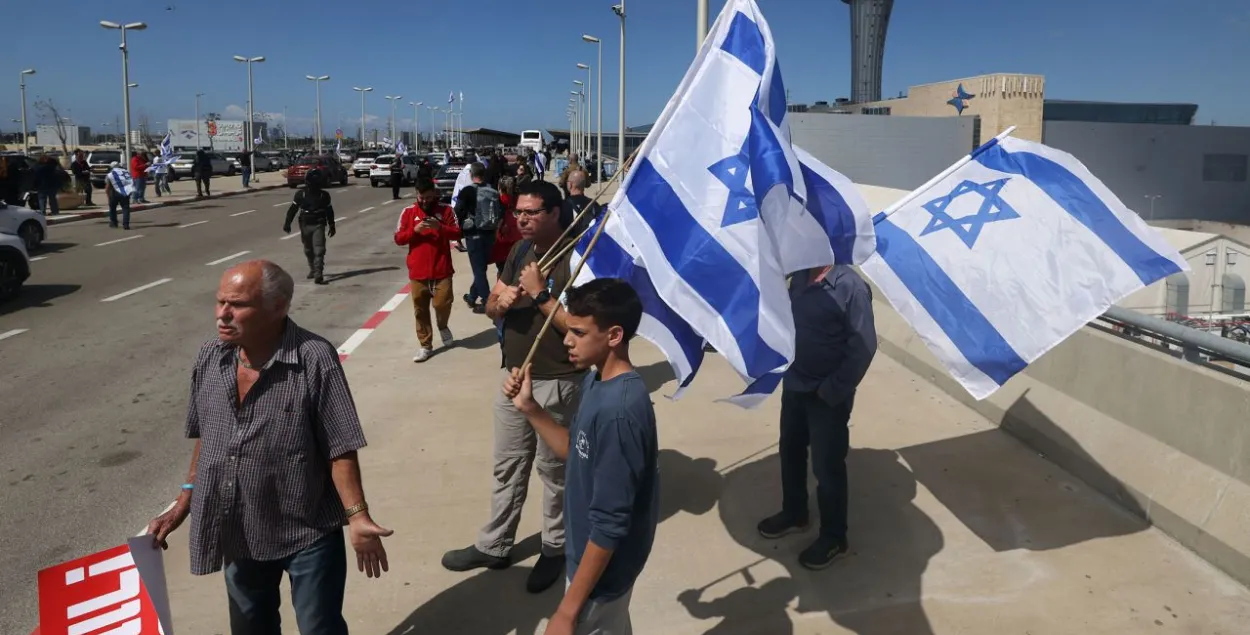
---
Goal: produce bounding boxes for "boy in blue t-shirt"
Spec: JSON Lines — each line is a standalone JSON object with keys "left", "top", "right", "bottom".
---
{"left": 505, "top": 278, "right": 658, "bottom": 635}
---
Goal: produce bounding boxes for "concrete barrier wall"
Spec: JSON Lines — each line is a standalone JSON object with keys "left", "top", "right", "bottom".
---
{"left": 852, "top": 183, "right": 1250, "bottom": 585}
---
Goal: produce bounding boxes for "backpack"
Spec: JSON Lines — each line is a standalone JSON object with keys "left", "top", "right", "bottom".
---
{"left": 464, "top": 184, "right": 503, "bottom": 232}
{"left": 496, "top": 240, "right": 532, "bottom": 367}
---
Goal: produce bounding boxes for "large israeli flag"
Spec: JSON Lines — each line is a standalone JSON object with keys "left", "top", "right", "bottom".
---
{"left": 861, "top": 135, "right": 1189, "bottom": 400}
{"left": 601, "top": 0, "right": 874, "bottom": 401}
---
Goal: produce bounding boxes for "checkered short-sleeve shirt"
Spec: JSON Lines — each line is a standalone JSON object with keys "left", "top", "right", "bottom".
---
{"left": 184, "top": 320, "right": 366, "bottom": 575}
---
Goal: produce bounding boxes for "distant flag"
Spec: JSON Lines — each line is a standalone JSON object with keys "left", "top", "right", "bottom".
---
{"left": 592, "top": 0, "right": 874, "bottom": 406}
{"left": 396, "top": 141, "right": 407, "bottom": 156}
{"left": 448, "top": 90, "right": 455, "bottom": 104}
{"left": 861, "top": 134, "right": 1188, "bottom": 399}
{"left": 335, "top": 138, "right": 341, "bottom": 156}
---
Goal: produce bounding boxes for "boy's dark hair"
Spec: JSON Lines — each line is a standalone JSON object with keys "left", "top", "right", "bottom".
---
{"left": 565, "top": 278, "right": 643, "bottom": 341}
{"left": 516, "top": 179, "right": 562, "bottom": 212}
{"left": 469, "top": 162, "right": 486, "bottom": 179}
{"left": 415, "top": 178, "right": 437, "bottom": 193}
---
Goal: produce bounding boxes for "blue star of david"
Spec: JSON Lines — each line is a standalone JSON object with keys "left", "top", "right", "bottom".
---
{"left": 919, "top": 177, "right": 1019, "bottom": 248}
{"left": 708, "top": 138, "right": 758, "bottom": 227}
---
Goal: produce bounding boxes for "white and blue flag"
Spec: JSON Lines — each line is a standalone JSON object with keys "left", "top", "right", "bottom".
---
{"left": 861, "top": 135, "right": 1189, "bottom": 400}
{"left": 159, "top": 132, "right": 174, "bottom": 160}
{"left": 335, "top": 138, "right": 342, "bottom": 156}
{"left": 448, "top": 91, "right": 455, "bottom": 105}
{"left": 589, "top": 0, "right": 874, "bottom": 404}
{"left": 396, "top": 141, "right": 407, "bottom": 156}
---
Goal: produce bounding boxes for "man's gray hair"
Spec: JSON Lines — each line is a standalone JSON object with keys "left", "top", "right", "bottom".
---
{"left": 260, "top": 261, "right": 295, "bottom": 311}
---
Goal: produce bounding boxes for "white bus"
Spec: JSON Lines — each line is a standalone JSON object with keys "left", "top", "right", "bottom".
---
{"left": 519, "top": 130, "right": 544, "bottom": 153}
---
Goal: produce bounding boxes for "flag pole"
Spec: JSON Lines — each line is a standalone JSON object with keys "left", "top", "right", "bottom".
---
{"left": 535, "top": 146, "right": 640, "bottom": 272}
{"left": 874, "top": 126, "right": 1017, "bottom": 224}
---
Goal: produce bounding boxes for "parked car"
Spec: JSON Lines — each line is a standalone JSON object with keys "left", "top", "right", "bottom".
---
{"left": 260, "top": 151, "right": 289, "bottom": 170}
{"left": 369, "top": 155, "right": 419, "bottom": 188}
{"left": 223, "top": 152, "right": 273, "bottom": 173}
{"left": 86, "top": 150, "right": 123, "bottom": 189}
{"left": 0, "top": 231, "right": 31, "bottom": 301}
{"left": 169, "top": 152, "right": 231, "bottom": 180}
{"left": 434, "top": 160, "right": 469, "bottom": 202}
{"left": 0, "top": 203, "right": 47, "bottom": 251}
{"left": 286, "top": 155, "right": 350, "bottom": 188}
{"left": 351, "top": 150, "right": 383, "bottom": 178}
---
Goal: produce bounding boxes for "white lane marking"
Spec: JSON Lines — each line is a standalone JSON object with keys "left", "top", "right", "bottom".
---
{"left": 357, "top": 206, "right": 375, "bottom": 214}
{"left": 379, "top": 293, "right": 408, "bottom": 313}
{"left": 101, "top": 278, "right": 172, "bottom": 302}
{"left": 95, "top": 234, "right": 144, "bottom": 247}
{"left": 230, "top": 209, "right": 256, "bottom": 217}
{"left": 335, "top": 216, "right": 346, "bottom": 222}
{"left": 382, "top": 199, "right": 395, "bottom": 205}
{"left": 179, "top": 220, "right": 209, "bottom": 228}
{"left": 206, "top": 251, "right": 251, "bottom": 266}
{"left": 272, "top": 202, "right": 289, "bottom": 207}
{"left": 336, "top": 329, "right": 372, "bottom": 356}
{"left": 30, "top": 256, "right": 48, "bottom": 262}
{"left": 280, "top": 232, "right": 300, "bottom": 240}
{"left": 0, "top": 329, "right": 29, "bottom": 342}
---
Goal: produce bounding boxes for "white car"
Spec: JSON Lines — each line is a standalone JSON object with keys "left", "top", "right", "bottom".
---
{"left": 0, "top": 203, "right": 47, "bottom": 251}
{"left": 352, "top": 150, "right": 384, "bottom": 178}
{"left": 0, "top": 231, "right": 31, "bottom": 301}
{"left": 169, "top": 152, "right": 232, "bottom": 180}
{"left": 369, "top": 155, "right": 418, "bottom": 188}
{"left": 223, "top": 152, "right": 273, "bottom": 173}
{"left": 260, "top": 151, "right": 290, "bottom": 170}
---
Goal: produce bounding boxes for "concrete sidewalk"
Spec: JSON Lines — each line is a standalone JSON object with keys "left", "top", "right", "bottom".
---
{"left": 156, "top": 250, "right": 1250, "bottom": 634}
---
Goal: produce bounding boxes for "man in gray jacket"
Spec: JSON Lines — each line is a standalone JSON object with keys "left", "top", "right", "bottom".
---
{"left": 757, "top": 265, "right": 877, "bottom": 571}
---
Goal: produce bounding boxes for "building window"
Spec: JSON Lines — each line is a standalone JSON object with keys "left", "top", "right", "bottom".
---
{"left": 1165, "top": 273, "right": 1190, "bottom": 317}
{"left": 1223, "top": 274, "right": 1246, "bottom": 313}
{"left": 972, "top": 116, "right": 982, "bottom": 150}
{"left": 860, "top": 106, "right": 891, "bottom": 115}
{"left": 1203, "top": 154, "right": 1248, "bottom": 182}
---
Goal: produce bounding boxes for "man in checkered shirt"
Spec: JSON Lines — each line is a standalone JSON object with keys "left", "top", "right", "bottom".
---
{"left": 146, "top": 260, "right": 392, "bottom": 635}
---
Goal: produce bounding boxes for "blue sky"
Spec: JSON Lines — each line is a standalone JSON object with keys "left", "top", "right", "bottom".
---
{"left": 4, "top": 0, "right": 1248, "bottom": 139}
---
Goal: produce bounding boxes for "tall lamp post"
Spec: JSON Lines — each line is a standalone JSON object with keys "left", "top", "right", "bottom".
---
{"left": 194, "top": 92, "right": 205, "bottom": 149}
{"left": 577, "top": 63, "right": 592, "bottom": 162}
{"left": 569, "top": 96, "right": 579, "bottom": 159}
{"left": 352, "top": 86, "right": 373, "bottom": 146}
{"left": 582, "top": 34, "right": 603, "bottom": 179}
{"left": 305, "top": 75, "right": 330, "bottom": 154}
{"left": 18, "top": 69, "right": 34, "bottom": 155}
{"left": 409, "top": 101, "right": 423, "bottom": 151}
{"left": 384, "top": 95, "right": 402, "bottom": 147}
{"left": 99, "top": 20, "right": 147, "bottom": 161}
{"left": 613, "top": 2, "right": 626, "bottom": 171}
{"left": 232, "top": 55, "right": 264, "bottom": 155}
{"left": 697, "top": 0, "right": 709, "bottom": 50}
{"left": 572, "top": 85, "right": 586, "bottom": 159}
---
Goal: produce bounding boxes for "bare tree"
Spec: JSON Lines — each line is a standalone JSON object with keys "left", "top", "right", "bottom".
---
{"left": 34, "top": 98, "right": 71, "bottom": 157}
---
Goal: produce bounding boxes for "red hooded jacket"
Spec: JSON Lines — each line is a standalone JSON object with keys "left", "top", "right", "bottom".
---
{"left": 394, "top": 202, "right": 462, "bottom": 280}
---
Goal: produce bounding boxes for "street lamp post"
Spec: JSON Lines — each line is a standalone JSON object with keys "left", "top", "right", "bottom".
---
{"left": 582, "top": 34, "right": 603, "bottom": 180}
{"left": 697, "top": 0, "right": 709, "bottom": 50}
{"left": 569, "top": 95, "right": 579, "bottom": 159}
{"left": 352, "top": 87, "right": 373, "bottom": 147}
{"left": 384, "top": 95, "right": 402, "bottom": 147}
{"left": 577, "top": 62, "right": 592, "bottom": 165}
{"left": 613, "top": 2, "right": 626, "bottom": 172}
{"left": 305, "top": 75, "right": 330, "bottom": 154}
{"left": 18, "top": 69, "right": 34, "bottom": 155}
{"left": 194, "top": 92, "right": 205, "bottom": 149}
{"left": 572, "top": 85, "right": 586, "bottom": 159}
{"left": 100, "top": 20, "right": 147, "bottom": 161}
{"left": 233, "top": 55, "right": 265, "bottom": 155}
{"left": 409, "top": 101, "right": 423, "bottom": 151}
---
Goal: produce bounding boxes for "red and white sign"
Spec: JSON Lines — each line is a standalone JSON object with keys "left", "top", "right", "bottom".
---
{"left": 36, "top": 539, "right": 172, "bottom": 635}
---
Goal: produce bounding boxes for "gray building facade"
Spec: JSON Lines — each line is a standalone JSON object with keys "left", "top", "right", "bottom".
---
{"left": 1044, "top": 121, "right": 1250, "bottom": 224}
{"left": 789, "top": 112, "right": 975, "bottom": 191}
{"left": 842, "top": 0, "right": 894, "bottom": 104}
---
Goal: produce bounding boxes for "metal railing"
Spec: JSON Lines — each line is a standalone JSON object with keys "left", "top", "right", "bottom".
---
{"left": 1095, "top": 305, "right": 1250, "bottom": 380}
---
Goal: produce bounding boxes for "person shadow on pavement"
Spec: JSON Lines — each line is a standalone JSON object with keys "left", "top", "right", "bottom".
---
{"left": 384, "top": 449, "right": 724, "bottom": 634}
{"left": 687, "top": 448, "right": 941, "bottom": 635}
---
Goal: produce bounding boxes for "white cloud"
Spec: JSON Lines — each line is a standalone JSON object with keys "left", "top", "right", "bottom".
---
{"left": 222, "top": 104, "right": 247, "bottom": 119}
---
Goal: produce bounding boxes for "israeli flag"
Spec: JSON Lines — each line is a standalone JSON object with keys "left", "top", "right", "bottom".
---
{"left": 448, "top": 91, "right": 455, "bottom": 104}
{"left": 396, "top": 141, "right": 407, "bottom": 156}
{"left": 534, "top": 151, "right": 547, "bottom": 173}
{"left": 600, "top": 0, "right": 874, "bottom": 403}
{"left": 861, "top": 135, "right": 1189, "bottom": 400}
{"left": 159, "top": 132, "right": 173, "bottom": 160}
{"left": 335, "top": 138, "right": 342, "bottom": 156}
{"left": 107, "top": 166, "right": 135, "bottom": 197}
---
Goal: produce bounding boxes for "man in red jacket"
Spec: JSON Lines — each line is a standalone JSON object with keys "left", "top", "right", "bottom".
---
{"left": 395, "top": 179, "right": 463, "bottom": 362}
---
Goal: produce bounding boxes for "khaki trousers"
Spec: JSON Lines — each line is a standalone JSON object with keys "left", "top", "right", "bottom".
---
{"left": 410, "top": 277, "right": 454, "bottom": 349}
{"left": 477, "top": 369, "right": 582, "bottom": 558}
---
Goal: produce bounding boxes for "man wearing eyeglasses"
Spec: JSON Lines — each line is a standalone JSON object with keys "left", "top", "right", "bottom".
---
{"left": 442, "top": 179, "right": 583, "bottom": 595}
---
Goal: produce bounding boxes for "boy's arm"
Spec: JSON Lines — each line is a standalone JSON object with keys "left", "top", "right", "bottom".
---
{"left": 554, "top": 542, "right": 614, "bottom": 625}
{"left": 507, "top": 367, "right": 570, "bottom": 459}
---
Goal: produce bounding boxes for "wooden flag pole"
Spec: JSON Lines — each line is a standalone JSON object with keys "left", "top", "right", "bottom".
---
{"left": 535, "top": 147, "right": 641, "bottom": 273}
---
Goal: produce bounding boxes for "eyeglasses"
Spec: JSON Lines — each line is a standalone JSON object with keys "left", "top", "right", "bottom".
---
{"left": 514, "top": 207, "right": 548, "bottom": 218}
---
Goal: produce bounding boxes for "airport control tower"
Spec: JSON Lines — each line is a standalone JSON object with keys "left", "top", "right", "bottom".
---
{"left": 842, "top": 0, "right": 894, "bottom": 103}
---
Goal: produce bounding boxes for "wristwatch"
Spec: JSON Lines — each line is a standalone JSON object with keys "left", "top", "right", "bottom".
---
{"left": 532, "top": 289, "right": 552, "bottom": 305}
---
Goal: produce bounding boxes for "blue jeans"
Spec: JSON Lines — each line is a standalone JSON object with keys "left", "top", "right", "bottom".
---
{"left": 132, "top": 177, "right": 147, "bottom": 202}
{"left": 107, "top": 191, "right": 131, "bottom": 228}
{"left": 37, "top": 190, "right": 60, "bottom": 215}
{"left": 464, "top": 232, "right": 496, "bottom": 305}
{"left": 224, "top": 528, "right": 348, "bottom": 635}
{"left": 242, "top": 167, "right": 252, "bottom": 188}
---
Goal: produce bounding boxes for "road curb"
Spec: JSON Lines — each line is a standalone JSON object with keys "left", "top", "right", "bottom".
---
{"left": 45, "top": 184, "right": 289, "bottom": 226}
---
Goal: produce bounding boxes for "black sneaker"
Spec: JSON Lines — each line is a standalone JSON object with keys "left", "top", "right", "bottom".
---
{"left": 314, "top": 276, "right": 327, "bottom": 285}
{"left": 798, "top": 536, "right": 848, "bottom": 571}
{"left": 757, "top": 511, "right": 809, "bottom": 539}
{"left": 462, "top": 293, "right": 476, "bottom": 309}
{"left": 472, "top": 303, "right": 486, "bottom": 315}
{"left": 307, "top": 271, "right": 316, "bottom": 280}
{"left": 526, "top": 553, "right": 565, "bottom": 593}
{"left": 441, "top": 545, "right": 510, "bottom": 572}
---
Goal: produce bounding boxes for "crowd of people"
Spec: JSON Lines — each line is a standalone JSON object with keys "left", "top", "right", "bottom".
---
{"left": 140, "top": 149, "right": 878, "bottom": 635}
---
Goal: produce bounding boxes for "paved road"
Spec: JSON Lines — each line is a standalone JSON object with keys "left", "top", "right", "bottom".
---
{"left": 0, "top": 180, "right": 419, "bottom": 632}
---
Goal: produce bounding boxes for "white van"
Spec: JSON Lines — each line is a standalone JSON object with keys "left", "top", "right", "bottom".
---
{"left": 519, "top": 130, "right": 544, "bottom": 153}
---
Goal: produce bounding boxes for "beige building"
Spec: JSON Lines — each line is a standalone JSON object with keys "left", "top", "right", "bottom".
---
{"left": 853, "top": 73, "right": 1047, "bottom": 142}
{"left": 1117, "top": 228, "right": 1250, "bottom": 319}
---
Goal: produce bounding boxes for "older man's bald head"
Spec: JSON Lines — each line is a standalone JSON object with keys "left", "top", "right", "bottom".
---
{"left": 221, "top": 260, "right": 295, "bottom": 313}
{"left": 568, "top": 169, "right": 588, "bottom": 193}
